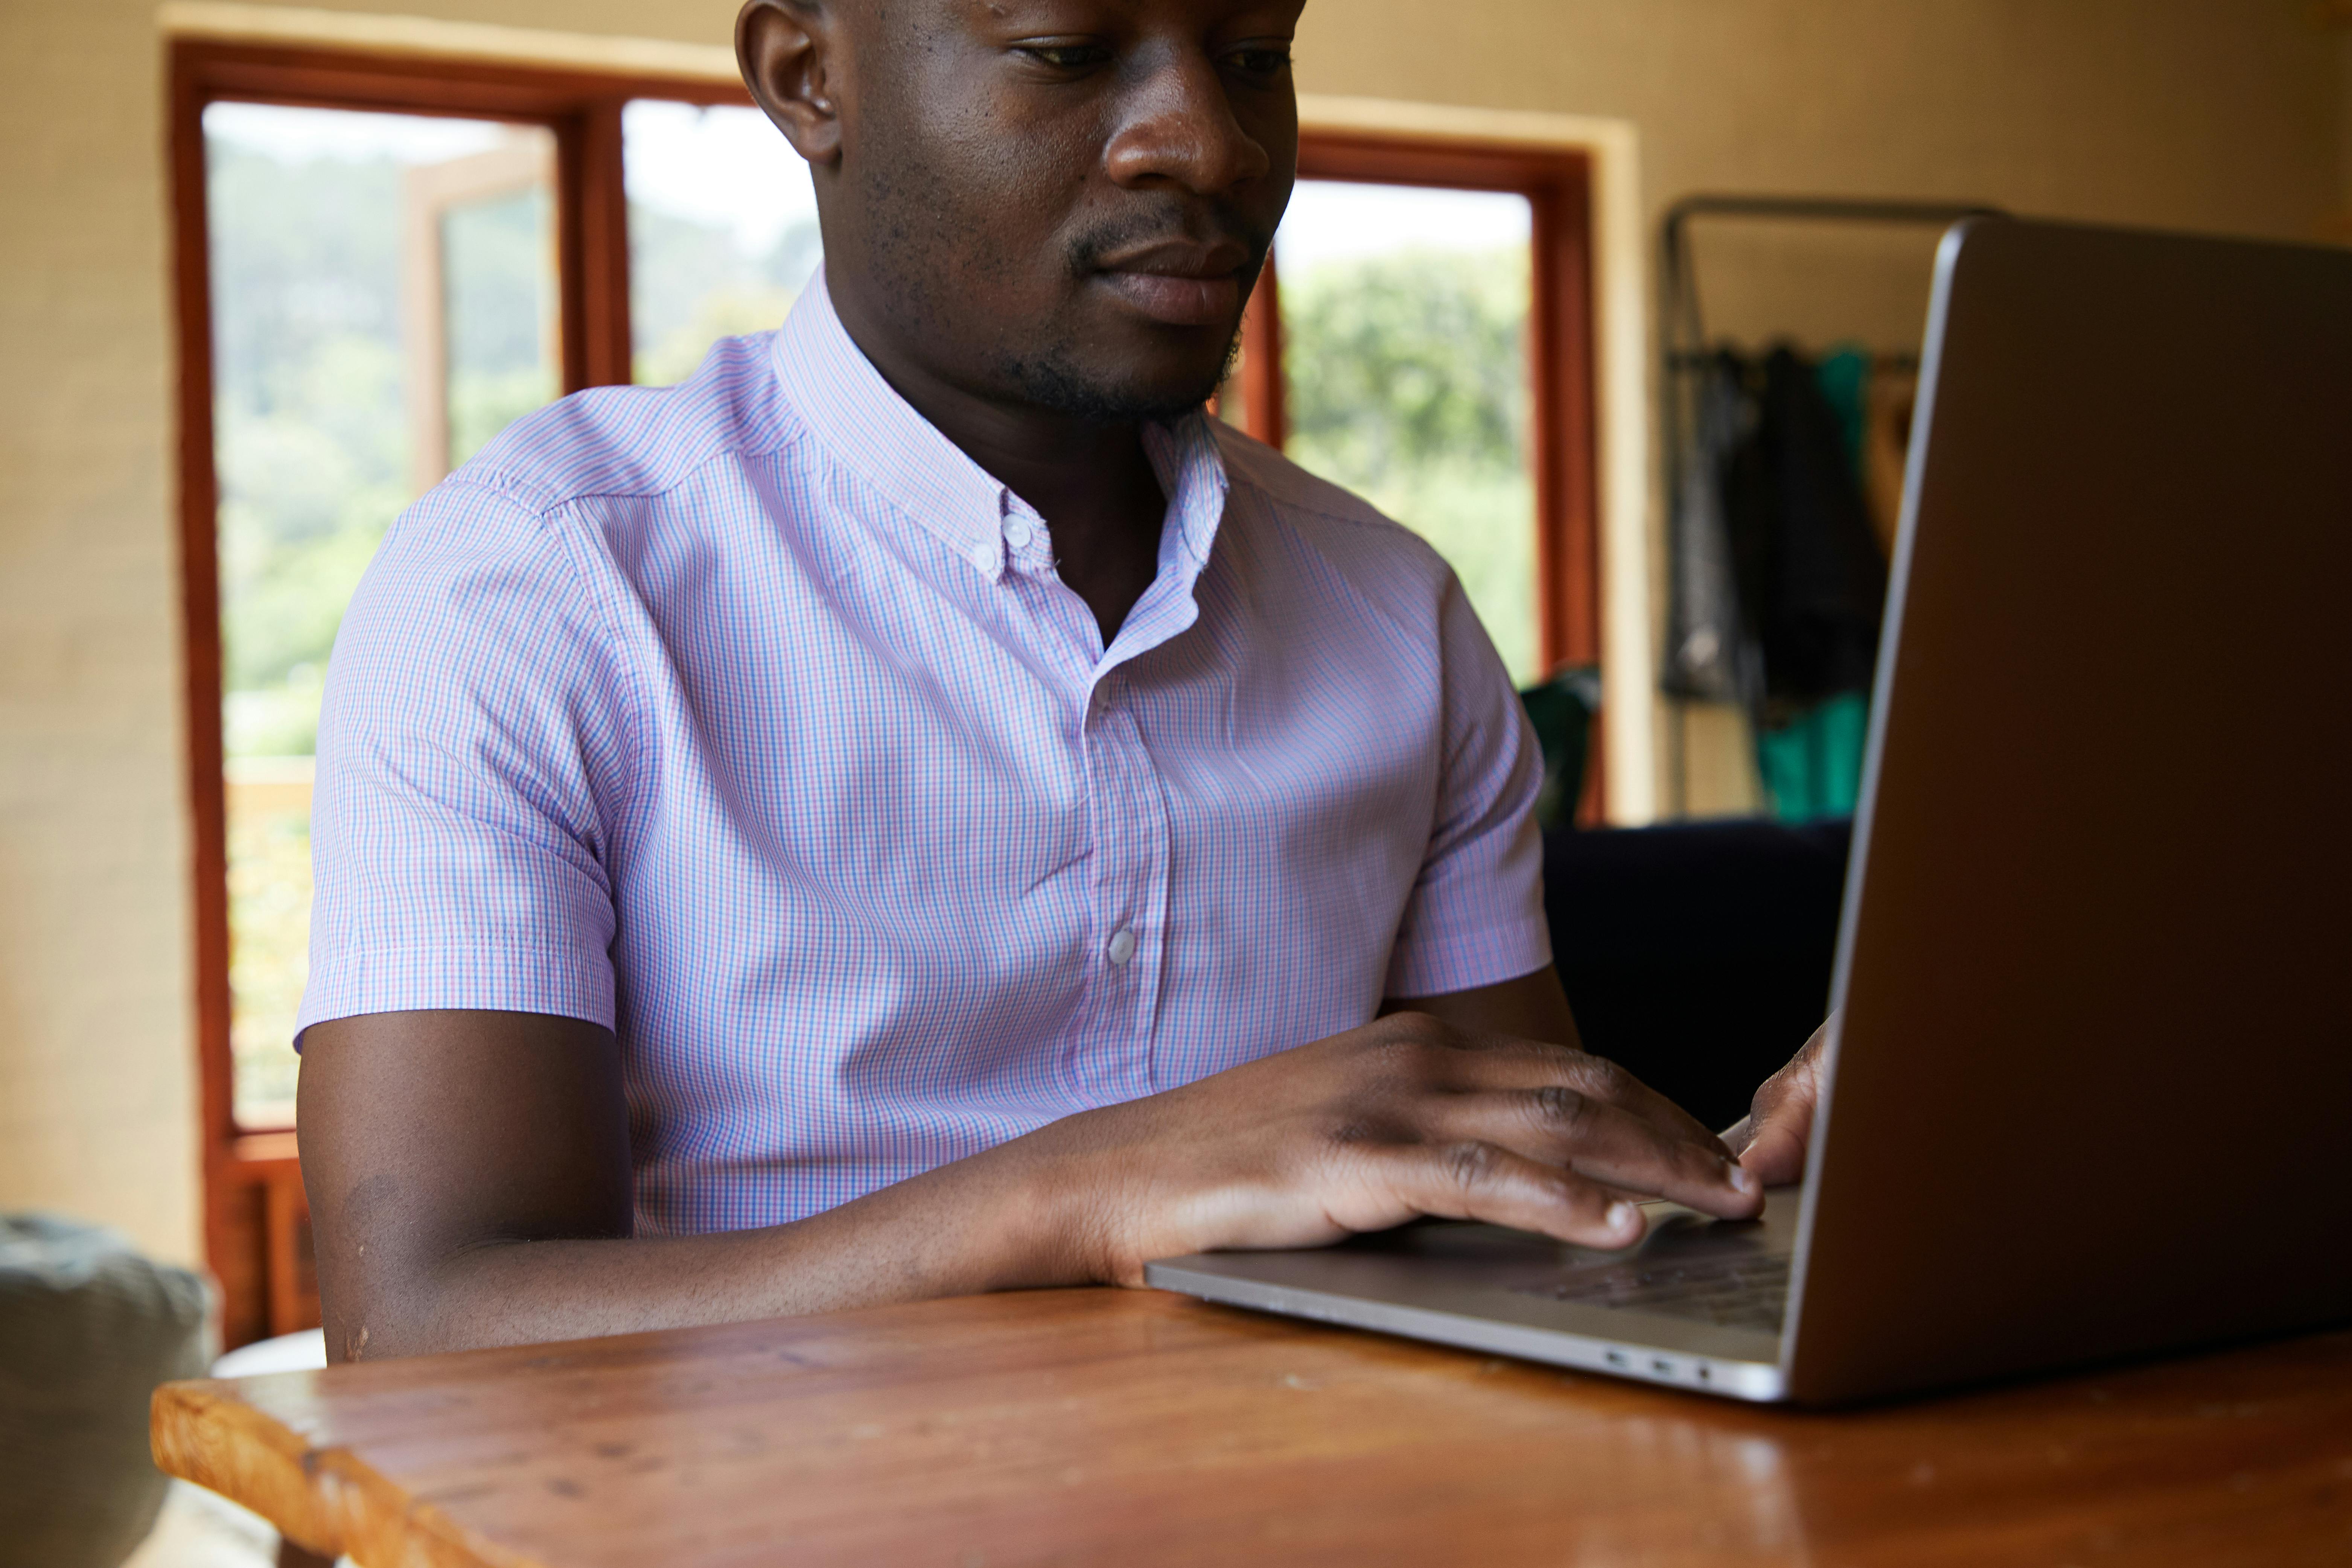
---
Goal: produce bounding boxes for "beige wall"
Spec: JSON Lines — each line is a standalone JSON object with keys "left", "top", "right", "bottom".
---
{"left": 1305, "top": 0, "right": 2340, "bottom": 346}
{"left": 1, "top": 0, "right": 2342, "bottom": 1263}
{"left": 2, "top": 1, "right": 202, "bottom": 1264}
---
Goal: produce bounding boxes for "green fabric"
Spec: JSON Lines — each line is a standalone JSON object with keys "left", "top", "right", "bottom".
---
{"left": 1518, "top": 666, "right": 1601, "bottom": 829}
{"left": 1757, "top": 691, "right": 1869, "bottom": 822}
{"left": 1813, "top": 344, "right": 1872, "bottom": 487}
{"left": 1741, "top": 347, "right": 1876, "bottom": 824}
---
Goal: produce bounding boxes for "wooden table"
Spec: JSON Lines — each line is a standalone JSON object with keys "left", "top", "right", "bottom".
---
{"left": 154, "top": 1288, "right": 2352, "bottom": 1566}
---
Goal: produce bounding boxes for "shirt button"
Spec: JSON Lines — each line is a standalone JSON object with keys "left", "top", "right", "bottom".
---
{"left": 1105, "top": 928, "right": 1137, "bottom": 966}
{"left": 1004, "top": 517, "right": 1035, "bottom": 550}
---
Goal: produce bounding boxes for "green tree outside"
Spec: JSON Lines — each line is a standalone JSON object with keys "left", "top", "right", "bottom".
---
{"left": 1281, "top": 245, "right": 1539, "bottom": 683}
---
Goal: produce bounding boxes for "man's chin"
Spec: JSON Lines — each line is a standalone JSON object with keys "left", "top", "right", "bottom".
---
{"left": 995, "top": 350, "right": 1225, "bottom": 426}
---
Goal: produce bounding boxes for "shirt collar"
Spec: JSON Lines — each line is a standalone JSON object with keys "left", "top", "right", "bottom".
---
{"left": 772, "top": 269, "right": 1010, "bottom": 578}
{"left": 770, "top": 269, "right": 1229, "bottom": 586}
{"left": 1141, "top": 409, "right": 1230, "bottom": 585}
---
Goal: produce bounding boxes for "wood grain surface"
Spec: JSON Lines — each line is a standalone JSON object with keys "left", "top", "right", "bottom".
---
{"left": 152, "top": 1288, "right": 2352, "bottom": 1567}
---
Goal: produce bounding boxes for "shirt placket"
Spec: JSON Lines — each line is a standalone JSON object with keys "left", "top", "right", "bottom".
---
{"left": 997, "top": 497, "right": 1172, "bottom": 1106}
{"left": 1073, "top": 672, "right": 1171, "bottom": 1102}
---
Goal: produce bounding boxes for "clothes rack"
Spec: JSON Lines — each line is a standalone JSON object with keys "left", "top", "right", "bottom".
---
{"left": 1658, "top": 195, "right": 2002, "bottom": 519}
{"left": 1654, "top": 195, "right": 2002, "bottom": 817}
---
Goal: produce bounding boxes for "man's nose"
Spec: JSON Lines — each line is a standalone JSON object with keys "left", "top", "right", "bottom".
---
{"left": 1102, "top": 47, "right": 1273, "bottom": 196}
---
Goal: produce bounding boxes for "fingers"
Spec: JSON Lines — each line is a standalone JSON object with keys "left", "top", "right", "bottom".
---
{"left": 1361, "top": 1140, "right": 1652, "bottom": 1250}
{"left": 1357, "top": 1020, "right": 1756, "bottom": 1219}
{"left": 1739, "top": 1015, "right": 1834, "bottom": 1186}
{"left": 1088, "top": 1013, "right": 1773, "bottom": 1280}
{"left": 1739, "top": 1116, "right": 1809, "bottom": 1187}
{"left": 1427, "top": 1031, "right": 1732, "bottom": 1158}
{"left": 1428, "top": 1087, "right": 1759, "bottom": 1218}
{"left": 1739, "top": 1055, "right": 1819, "bottom": 1186}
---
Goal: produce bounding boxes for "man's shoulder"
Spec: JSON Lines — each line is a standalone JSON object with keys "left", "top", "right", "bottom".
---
{"left": 1209, "top": 421, "right": 1452, "bottom": 585}
{"left": 446, "top": 333, "right": 805, "bottom": 520}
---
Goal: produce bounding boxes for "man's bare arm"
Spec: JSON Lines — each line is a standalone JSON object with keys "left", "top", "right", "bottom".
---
{"left": 298, "top": 1010, "right": 1075, "bottom": 1362}
{"left": 303, "top": 978, "right": 1757, "bottom": 1363}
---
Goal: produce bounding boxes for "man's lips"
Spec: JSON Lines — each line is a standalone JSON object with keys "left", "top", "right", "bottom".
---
{"left": 1093, "top": 239, "right": 1253, "bottom": 329}
{"left": 1098, "top": 271, "right": 1243, "bottom": 327}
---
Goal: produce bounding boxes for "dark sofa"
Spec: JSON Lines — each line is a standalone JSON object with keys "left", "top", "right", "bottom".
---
{"left": 1542, "top": 817, "right": 1852, "bottom": 1132}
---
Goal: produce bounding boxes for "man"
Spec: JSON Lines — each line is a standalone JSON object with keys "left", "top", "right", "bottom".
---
{"left": 299, "top": 0, "right": 1822, "bottom": 1364}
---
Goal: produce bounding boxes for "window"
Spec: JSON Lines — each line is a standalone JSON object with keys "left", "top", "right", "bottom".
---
{"left": 200, "top": 96, "right": 818, "bottom": 1146}
{"left": 1219, "top": 134, "right": 1598, "bottom": 715}
{"left": 1272, "top": 181, "right": 1541, "bottom": 681}
{"left": 171, "top": 41, "right": 1596, "bottom": 1346}
{"left": 623, "top": 101, "right": 821, "bottom": 386}
{"left": 204, "top": 103, "right": 565, "bottom": 1131}
{"left": 171, "top": 41, "right": 759, "bottom": 1345}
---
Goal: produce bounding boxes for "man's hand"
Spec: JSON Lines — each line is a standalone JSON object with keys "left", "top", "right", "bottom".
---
{"left": 1018, "top": 1009, "right": 1765, "bottom": 1286}
{"left": 1724, "top": 1014, "right": 1835, "bottom": 1186}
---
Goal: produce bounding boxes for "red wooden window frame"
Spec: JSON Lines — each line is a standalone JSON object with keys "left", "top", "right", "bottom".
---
{"left": 168, "top": 39, "right": 1601, "bottom": 1345}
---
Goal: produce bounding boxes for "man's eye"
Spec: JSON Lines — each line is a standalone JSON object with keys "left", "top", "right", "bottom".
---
{"left": 1019, "top": 43, "right": 1110, "bottom": 70}
{"left": 1227, "top": 46, "right": 1293, "bottom": 76}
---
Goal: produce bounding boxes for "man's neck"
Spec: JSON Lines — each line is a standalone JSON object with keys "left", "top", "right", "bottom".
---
{"left": 832, "top": 293, "right": 1170, "bottom": 647}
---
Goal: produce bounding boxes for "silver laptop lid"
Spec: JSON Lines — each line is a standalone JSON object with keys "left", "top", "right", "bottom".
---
{"left": 1783, "top": 217, "right": 2352, "bottom": 1403}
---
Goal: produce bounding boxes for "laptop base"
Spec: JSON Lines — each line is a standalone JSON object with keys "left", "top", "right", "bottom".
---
{"left": 1145, "top": 1192, "right": 1801, "bottom": 1403}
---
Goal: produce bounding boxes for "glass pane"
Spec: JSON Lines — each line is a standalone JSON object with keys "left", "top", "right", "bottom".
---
{"left": 625, "top": 100, "right": 823, "bottom": 386}
{"left": 1210, "top": 354, "right": 1247, "bottom": 432}
{"left": 1276, "top": 181, "right": 1541, "bottom": 683}
{"left": 439, "top": 160, "right": 559, "bottom": 470}
{"left": 204, "top": 103, "right": 562, "bottom": 1127}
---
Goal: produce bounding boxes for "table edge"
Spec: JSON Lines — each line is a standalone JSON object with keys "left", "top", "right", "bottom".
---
{"left": 151, "top": 1378, "right": 537, "bottom": 1568}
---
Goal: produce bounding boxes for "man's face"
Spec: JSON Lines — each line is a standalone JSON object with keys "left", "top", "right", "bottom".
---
{"left": 763, "top": 0, "right": 1302, "bottom": 422}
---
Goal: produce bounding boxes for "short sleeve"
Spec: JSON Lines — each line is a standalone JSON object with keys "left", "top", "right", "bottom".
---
{"left": 297, "top": 480, "right": 634, "bottom": 1041}
{"left": 1382, "top": 572, "right": 1551, "bottom": 998}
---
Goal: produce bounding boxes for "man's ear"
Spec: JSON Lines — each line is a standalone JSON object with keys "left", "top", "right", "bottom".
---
{"left": 737, "top": 0, "right": 843, "bottom": 166}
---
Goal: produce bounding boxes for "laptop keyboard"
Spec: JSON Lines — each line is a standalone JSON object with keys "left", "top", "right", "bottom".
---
{"left": 1514, "top": 1248, "right": 1791, "bottom": 1334}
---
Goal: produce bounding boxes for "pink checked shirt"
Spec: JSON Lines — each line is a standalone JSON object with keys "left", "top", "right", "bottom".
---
{"left": 302, "top": 272, "right": 1549, "bottom": 1233}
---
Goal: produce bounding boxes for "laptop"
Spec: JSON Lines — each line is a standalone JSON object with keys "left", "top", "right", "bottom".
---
{"left": 1147, "top": 216, "right": 2352, "bottom": 1405}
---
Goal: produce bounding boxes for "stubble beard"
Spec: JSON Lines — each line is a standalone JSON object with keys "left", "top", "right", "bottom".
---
{"left": 990, "top": 326, "right": 1244, "bottom": 427}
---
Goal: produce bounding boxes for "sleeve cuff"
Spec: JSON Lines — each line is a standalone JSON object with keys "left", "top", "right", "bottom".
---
{"left": 1383, "top": 916, "right": 1553, "bottom": 1001}
{"left": 295, "top": 941, "right": 616, "bottom": 1046}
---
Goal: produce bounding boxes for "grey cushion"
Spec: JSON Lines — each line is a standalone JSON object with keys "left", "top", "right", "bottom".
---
{"left": 0, "top": 1213, "right": 210, "bottom": 1568}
